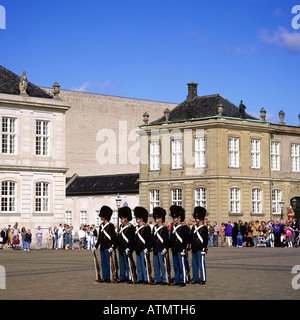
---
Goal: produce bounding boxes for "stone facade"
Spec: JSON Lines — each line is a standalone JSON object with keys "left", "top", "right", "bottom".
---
{"left": 0, "top": 92, "right": 70, "bottom": 242}
{"left": 139, "top": 114, "right": 300, "bottom": 224}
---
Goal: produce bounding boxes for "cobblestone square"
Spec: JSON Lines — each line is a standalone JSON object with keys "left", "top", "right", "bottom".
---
{"left": 0, "top": 246, "right": 299, "bottom": 300}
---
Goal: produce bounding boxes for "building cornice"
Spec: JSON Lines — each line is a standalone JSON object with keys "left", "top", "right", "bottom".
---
{"left": 0, "top": 165, "right": 68, "bottom": 173}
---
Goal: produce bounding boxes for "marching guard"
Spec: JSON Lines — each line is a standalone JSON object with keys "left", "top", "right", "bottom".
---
{"left": 115, "top": 206, "right": 136, "bottom": 284}
{"left": 94, "top": 205, "right": 117, "bottom": 283}
{"left": 134, "top": 206, "right": 152, "bottom": 284}
{"left": 190, "top": 206, "right": 208, "bottom": 285}
{"left": 152, "top": 207, "right": 169, "bottom": 285}
{"left": 169, "top": 205, "right": 190, "bottom": 287}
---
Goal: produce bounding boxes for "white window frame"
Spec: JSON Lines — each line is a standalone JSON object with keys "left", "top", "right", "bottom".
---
{"left": 291, "top": 143, "right": 300, "bottom": 172}
{"left": 150, "top": 189, "right": 160, "bottom": 213}
{"left": 272, "top": 189, "right": 282, "bottom": 215}
{"left": 65, "top": 211, "right": 73, "bottom": 226}
{"left": 35, "top": 182, "right": 50, "bottom": 213}
{"left": 35, "top": 120, "right": 50, "bottom": 156}
{"left": 172, "top": 188, "right": 183, "bottom": 207}
{"left": 252, "top": 188, "right": 262, "bottom": 214}
{"left": 251, "top": 139, "right": 261, "bottom": 169}
{"left": 1, "top": 117, "right": 17, "bottom": 155}
{"left": 172, "top": 139, "right": 183, "bottom": 169}
{"left": 195, "top": 188, "right": 206, "bottom": 208}
{"left": 195, "top": 137, "right": 206, "bottom": 168}
{"left": 229, "top": 137, "right": 239, "bottom": 168}
{"left": 271, "top": 141, "right": 280, "bottom": 171}
{"left": 230, "top": 187, "right": 241, "bottom": 214}
{"left": 80, "top": 211, "right": 88, "bottom": 225}
{"left": 150, "top": 141, "right": 160, "bottom": 171}
{"left": 1, "top": 181, "right": 16, "bottom": 212}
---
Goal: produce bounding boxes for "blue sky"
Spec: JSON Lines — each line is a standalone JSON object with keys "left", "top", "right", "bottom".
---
{"left": 1, "top": 0, "right": 300, "bottom": 125}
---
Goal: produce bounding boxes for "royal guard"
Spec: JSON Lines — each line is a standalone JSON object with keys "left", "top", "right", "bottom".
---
{"left": 115, "top": 206, "right": 136, "bottom": 284}
{"left": 94, "top": 205, "right": 117, "bottom": 283}
{"left": 190, "top": 206, "right": 208, "bottom": 285}
{"left": 152, "top": 207, "right": 169, "bottom": 285}
{"left": 169, "top": 205, "right": 190, "bottom": 287}
{"left": 134, "top": 206, "right": 152, "bottom": 284}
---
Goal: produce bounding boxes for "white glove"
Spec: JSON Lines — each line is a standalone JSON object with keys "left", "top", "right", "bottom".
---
{"left": 181, "top": 251, "right": 185, "bottom": 256}
{"left": 92, "top": 247, "right": 96, "bottom": 252}
{"left": 144, "top": 248, "right": 148, "bottom": 254}
{"left": 125, "top": 248, "right": 130, "bottom": 255}
{"left": 162, "top": 248, "right": 167, "bottom": 255}
{"left": 108, "top": 247, "right": 113, "bottom": 253}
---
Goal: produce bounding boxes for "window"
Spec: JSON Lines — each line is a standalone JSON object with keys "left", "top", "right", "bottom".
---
{"left": 80, "top": 211, "right": 87, "bottom": 225}
{"left": 2, "top": 117, "right": 16, "bottom": 154}
{"left": 229, "top": 137, "right": 239, "bottom": 168}
{"left": 251, "top": 139, "right": 261, "bottom": 169}
{"left": 95, "top": 211, "right": 101, "bottom": 227}
{"left": 150, "top": 189, "right": 160, "bottom": 213}
{"left": 230, "top": 187, "right": 240, "bottom": 213}
{"left": 271, "top": 142, "right": 280, "bottom": 171}
{"left": 291, "top": 144, "right": 300, "bottom": 172}
{"left": 35, "top": 182, "right": 49, "bottom": 212}
{"left": 172, "top": 189, "right": 183, "bottom": 206}
{"left": 65, "top": 211, "right": 72, "bottom": 226}
{"left": 172, "top": 139, "right": 182, "bottom": 169}
{"left": 150, "top": 141, "right": 160, "bottom": 171}
{"left": 195, "top": 137, "right": 206, "bottom": 168}
{"left": 252, "top": 188, "right": 262, "bottom": 214}
{"left": 1, "top": 181, "right": 16, "bottom": 212}
{"left": 36, "top": 120, "right": 49, "bottom": 156}
{"left": 195, "top": 188, "right": 206, "bottom": 208}
{"left": 272, "top": 189, "right": 282, "bottom": 215}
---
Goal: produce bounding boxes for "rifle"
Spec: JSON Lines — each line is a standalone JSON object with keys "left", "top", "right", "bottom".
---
{"left": 126, "top": 250, "right": 137, "bottom": 283}
{"left": 93, "top": 250, "right": 102, "bottom": 282}
{"left": 185, "top": 251, "right": 191, "bottom": 283}
{"left": 144, "top": 251, "right": 153, "bottom": 284}
{"left": 163, "top": 250, "right": 172, "bottom": 285}
{"left": 114, "top": 249, "right": 119, "bottom": 281}
{"left": 109, "top": 250, "right": 116, "bottom": 283}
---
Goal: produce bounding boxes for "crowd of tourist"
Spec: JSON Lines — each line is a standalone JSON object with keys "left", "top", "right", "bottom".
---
{"left": 0, "top": 217, "right": 299, "bottom": 251}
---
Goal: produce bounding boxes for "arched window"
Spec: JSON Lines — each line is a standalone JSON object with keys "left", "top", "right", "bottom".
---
{"left": 272, "top": 189, "right": 282, "bottom": 215}
{"left": 252, "top": 188, "right": 262, "bottom": 214}
{"left": 1, "top": 181, "right": 16, "bottom": 212}
{"left": 195, "top": 188, "right": 206, "bottom": 208}
{"left": 172, "top": 188, "right": 182, "bottom": 207}
{"left": 230, "top": 187, "right": 240, "bottom": 213}
{"left": 35, "top": 182, "right": 50, "bottom": 212}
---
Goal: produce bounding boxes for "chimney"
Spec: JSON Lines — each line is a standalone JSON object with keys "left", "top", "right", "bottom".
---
{"left": 186, "top": 82, "right": 198, "bottom": 101}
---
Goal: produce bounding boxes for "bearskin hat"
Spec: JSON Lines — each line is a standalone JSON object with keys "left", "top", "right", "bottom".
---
{"left": 118, "top": 206, "right": 132, "bottom": 221}
{"left": 134, "top": 206, "right": 148, "bottom": 223}
{"left": 193, "top": 206, "right": 206, "bottom": 221}
{"left": 170, "top": 205, "right": 185, "bottom": 221}
{"left": 99, "top": 205, "right": 113, "bottom": 221}
{"left": 153, "top": 207, "right": 166, "bottom": 223}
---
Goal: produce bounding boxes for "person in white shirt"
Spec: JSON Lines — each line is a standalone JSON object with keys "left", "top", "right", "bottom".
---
{"left": 78, "top": 226, "right": 86, "bottom": 250}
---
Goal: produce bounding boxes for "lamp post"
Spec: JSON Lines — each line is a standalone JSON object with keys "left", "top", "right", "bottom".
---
{"left": 115, "top": 193, "right": 122, "bottom": 230}
{"left": 279, "top": 198, "right": 285, "bottom": 220}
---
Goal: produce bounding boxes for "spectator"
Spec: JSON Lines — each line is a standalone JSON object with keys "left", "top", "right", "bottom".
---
{"left": 251, "top": 221, "right": 259, "bottom": 247}
{"left": 207, "top": 221, "right": 214, "bottom": 247}
{"left": 213, "top": 221, "right": 219, "bottom": 247}
{"left": 78, "top": 226, "right": 86, "bottom": 250}
{"left": 53, "top": 226, "right": 58, "bottom": 249}
{"left": 232, "top": 222, "right": 239, "bottom": 247}
{"left": 0, "top": 227, "right": 7, "bottom": 249}
{"left": 273, "top": 221, "right": 282, "bottom": 247}
{"left": 240, "top": 221, "right": 248, "bottom": 247}
{"left": 219, "top": 223, "right": 226, "bottom": 247}
{"left": 71, "top": 226, "right": 76, "bottom": 249}
{"left": 64, "top": 225, "right": 72, "bottom": 248}
{"left": 36, "top": 226, "right": 43, "bottom": 250}
{"left": 284, "top": 224, "right": 293, "bottom": 248}
{"left": 12, "top": 235, "right": 21, "bottom": 250}
{"left": 7, "top": 227, "right": 13, "bottom": 247}
{"left": 224, "top": 221, "right": 233, "bottom": 247}
{"left": 46, "top": 227, "right": 53, "bottom": 250}
{"left": 21, "top": 227, "right": 27, "bottom": 249}
{"left": 247, "top": 222, "right": 253, "bottom": 247}
{"left": 24, "top": 229, "right": 32, "bottom": 251}
{"left": 58, "top": 224, "right": 64, "bottom": 249}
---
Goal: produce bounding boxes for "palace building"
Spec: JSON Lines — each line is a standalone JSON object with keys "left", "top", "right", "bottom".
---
{"left": 138, "top": 83, "right": 300, "bottom": 223}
